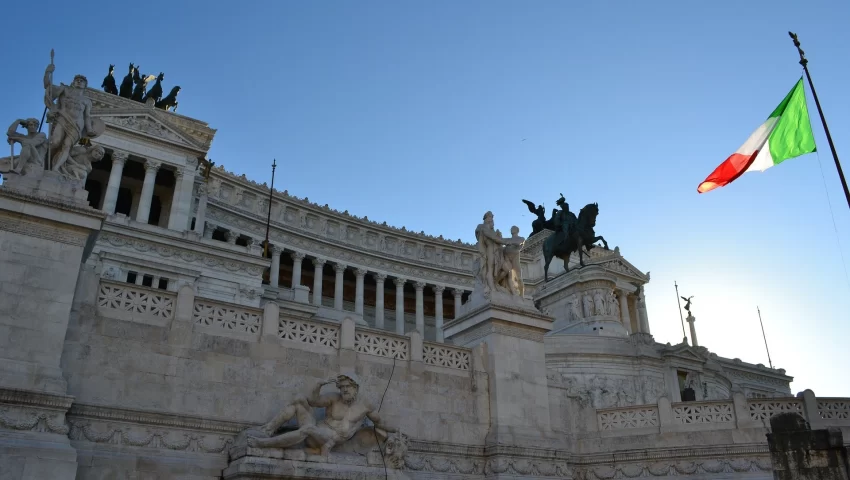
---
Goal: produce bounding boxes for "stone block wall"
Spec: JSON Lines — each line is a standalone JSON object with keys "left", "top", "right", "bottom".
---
{"left": 60, "top": 270, "right": 489, "bottom": 479}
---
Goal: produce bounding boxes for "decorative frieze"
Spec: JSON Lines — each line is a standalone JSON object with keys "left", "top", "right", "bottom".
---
{"left": 747, "top": 399, "right": 803, "bottom": 421}
{"left": 278, "top": 317, "right": 340, "bottom": 349}
{"left": 597, "top": 406, "right": 659, "bottom": 430}
{"left": 354, "top": 330, "right": 409, "bottom": 360}
{"left": 423, "top": 342, "right": 471, "bottom": 371}
{"left": 672, "top": 402, "right": 734, "bottom": 424}
{"left": 99, "top": 231, "right": 265, "bottom": 277}
{"left": 97, "top": 281, "right": 175, "bottom": 321}
{"left": 193, "top": 300, "right": 262, "bottom": 335}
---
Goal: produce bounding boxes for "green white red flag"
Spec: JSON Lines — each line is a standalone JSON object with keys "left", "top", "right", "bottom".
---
{"left": 698, "top": 79, "right": 817, "bottom": 193}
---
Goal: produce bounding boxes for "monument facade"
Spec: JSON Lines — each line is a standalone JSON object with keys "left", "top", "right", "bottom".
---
{"left": 0, "top": 58, "right": 847, "bottom": 480}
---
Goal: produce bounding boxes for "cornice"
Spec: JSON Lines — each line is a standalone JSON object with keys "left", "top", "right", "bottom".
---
{"left": 208, "top": 168, "right": 476, "bottom": 249}
{"left": 0, "top": 387, "right": 74, "bottom": 411}
{"left": 0, "top": 185, "right": 107, "bottom": 220}
{"left": 207, "top": 201, "right": 474, "bottom": 288}
{"left": 97, "top": 222, "right": 268, "bottom": 277}
{"left": 68, "top": 403, "right": 251, "bottom": 434}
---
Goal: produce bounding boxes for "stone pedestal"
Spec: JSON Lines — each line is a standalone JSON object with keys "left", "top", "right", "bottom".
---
{"left": 767, "top": 412, "right": 850, "bottom": 480}
{"left": 223, "top": 445, "right": 409, "bottom": 479}
{"left": 444, "top": 291, "right": 559, "bottom": 450}
{"left": 0, "top": 172, "right": 105, "bottom": 479}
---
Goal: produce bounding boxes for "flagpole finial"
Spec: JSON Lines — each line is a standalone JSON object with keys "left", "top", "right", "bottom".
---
{"left": 788, "top": 32, "right": 808, "bottom": 67}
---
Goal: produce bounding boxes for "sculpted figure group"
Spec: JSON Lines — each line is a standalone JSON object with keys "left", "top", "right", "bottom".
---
{"left": 1, "top": 54, "right": 105, "bottom": 182}
{"left": 103, "top": 63, "right": 181, "bottom": 111}
{"left": 474, "top": 211, "right": 526, "bottom": 299}
{"left": 244, "top": 373, "right": 407, "bottom": 467}
{"left": 524, "top": 193, "right": 608, "bottom": 281}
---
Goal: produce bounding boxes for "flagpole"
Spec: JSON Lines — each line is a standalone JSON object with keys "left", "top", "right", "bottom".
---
{"left": 263, "top": 159, "right": 277, "bottom": 258}
{"left": 674, "top": 281, "right": 688, "bottom": 344}
{"left": 789, "top": 32, "right": 850, "bottom": 210}
{"left": 756, "top": 306, "right": 774, "bottom": 369}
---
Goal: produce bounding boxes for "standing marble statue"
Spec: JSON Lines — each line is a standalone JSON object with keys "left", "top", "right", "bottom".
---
{"left": 474, "top": 212, "right": 526, "bottom": 299}
{"left": 0, "top": 118, "right": 47, "bottom": 175}
{"left": 246, "top": 374, "right": 398, "bottom": 460}
{"left": 43, "top": 56, "right": 104, "bottom": 172}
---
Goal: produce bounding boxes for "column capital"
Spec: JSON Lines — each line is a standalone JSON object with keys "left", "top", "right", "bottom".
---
{"left": 312, "top": 257, "right": 327, "bottom": 267}
{"left": 270, "top": 245, "right": 282, "bottom": 256}
{"left": 434, "top": 285, "right": 446, "bottom": 295}
{"left": 197, "top": 183, "right": 208, "bottom": 196}
{"left": 393, "top": 277, "right": 407, "bottom": 287}
{"left": 224, "top": 230, "right": 238, "bottom": 243}
{"left": 175, "top": 167, "right": 188, "bottom": 181}
{"left": 111, "top": 150, "right": 129, "bottom": 164}
{"left": 414, "top": 281, "right": 426, "bottom": 291}
{"left": 451, "top": 288, "right": 464, "bottom": 296}
{"left": 203, "top": 222, "right": 216, "bottom": 239}
{"left": 355, "top": 268, "right": 368, "bottom": 278}
{"left": 373, "top": 272, "right": 387, "bottom": 282}
{"left": 144, "top": 160, "right": 162, "bottom": 173}
{"left": 333, "top": 262, "right": 347, "bottom": 274}
{"left": 290, "top": 251, "right": 306, "bottom": 261}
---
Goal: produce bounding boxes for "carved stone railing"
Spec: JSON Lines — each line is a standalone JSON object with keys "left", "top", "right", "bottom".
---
{"left": 192, "top": 299, "right": 263, "bottom": 340}
{"left": 97, "top": 280, "right": 176, "bottom": 326}
{"left": 817, "top": 398, "right": 850, "bottom": 421}
{"left": 278, "top": 317, "right": 340, "bottom": 349}
{"left": 597, "top": 405, "right": 659, "bottom": 431}
{"left": 672, "top": 401, "right": 735, "bottom": 425}
{"left": 354, "top": 328, "right": 409, "bottom": 360}
{"left": 747, "top": 398, "right": 803, "bottom": 422}
{"left": 423, "top": 342, "right": 471, "bottom": 371}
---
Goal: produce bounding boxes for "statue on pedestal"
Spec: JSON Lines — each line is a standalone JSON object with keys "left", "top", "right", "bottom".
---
{"left": 43, "top": 53, "right": 104, "bottom": 172}
{"left": 245, "top": 374, "right": 401, "bottom": 462}
{"left": 0, "top": 118, "right": 47, "bottom": 176}
{"left": 474, "top": 212, "right": 526, "bottom": 300}
{"left": 541, "top": 193, "right": 609, "bottom": 282}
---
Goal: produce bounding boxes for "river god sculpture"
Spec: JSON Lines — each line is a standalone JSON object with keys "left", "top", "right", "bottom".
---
{"left": 245, "top": 373, "right": 400, "bottom": 462}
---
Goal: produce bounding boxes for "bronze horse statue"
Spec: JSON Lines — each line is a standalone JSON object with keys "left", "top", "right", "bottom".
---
{"left": 542, "top": 203, "right": 608, "bottom": 282}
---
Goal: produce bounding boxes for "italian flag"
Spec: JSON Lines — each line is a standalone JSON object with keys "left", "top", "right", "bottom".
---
{"left": 698, "top": 78, "right": 817, "bottom": 193}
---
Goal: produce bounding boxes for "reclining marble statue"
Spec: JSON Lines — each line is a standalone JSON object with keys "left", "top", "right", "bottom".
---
{"left": 245, "top": 373, "right": 402, "bottom": 462}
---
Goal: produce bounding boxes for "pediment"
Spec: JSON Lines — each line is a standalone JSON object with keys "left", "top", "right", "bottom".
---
{"left": 660, "top": 343, "right": 708, "bottom": 362}
{"left": 97, "top": 113, "right": 201, "bottom": 150}
{"left": 87, "top": 88, "right": 215, "bottom": 151}
{"left": 600, "top": 257, "right": 648, "bottom": 281}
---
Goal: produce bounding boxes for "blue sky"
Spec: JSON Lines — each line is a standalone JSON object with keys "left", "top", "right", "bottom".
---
{"left": 4, "top": 1, "right": 848, "bottom": 396}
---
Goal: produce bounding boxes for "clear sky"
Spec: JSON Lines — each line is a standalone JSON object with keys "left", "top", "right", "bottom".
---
{"left": 4, "top": 1, "right": 848, "bottom": 396}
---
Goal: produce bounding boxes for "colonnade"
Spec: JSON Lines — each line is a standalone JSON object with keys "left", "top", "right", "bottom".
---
{"left": 99, "top": 150, "right": 196, "bottom": 230}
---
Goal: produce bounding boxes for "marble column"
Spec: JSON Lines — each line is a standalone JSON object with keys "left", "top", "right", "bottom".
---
{"left": 224, "top": 231, "right": 237, "bottom": 244}
{"left": 686, "top": 313, "right": 698, "bottom": 347}
{"left": 333, "top": 263, "right": 347, "bottom": 310}
{"left": 354, "top": 268, "right": 367, "bottom": 315}
{"left": 203, "top": 222, "right": 216, "bottom": 239}
{"left": 290, "top": 251, "right": 305, "bottom": 288}
{"left": 136, "top": 160, "right": 161, "bottom": 224}
{"left": 618, "top": 289, "right": 631, "bottom": 333}
{"left": 374, "top": 273, "right": 386, "bottom": 329}
{"left": 452, "top": 288, "right": 463, "bottom": 318}
{"left": 312, "top": 258, "right": 326, "bottom": 306}
{"left": 269, "top": 246, "right": 282, "bottom": 288}
{"left": 434, "top": 285, "right": 445, "bottom": 342}
{"left": 192, "top": 184, "right": 208, "bottom": 235}
{"left": 174, "top": 163, "right": 197, "bottom": 230}
{"left": 394, "top": 278, "right": 406, "bottom": 335}
{"left": 638, "top": 286, "right": 651, "bottom": 334}
{"left": 414, "top": 282, "right": 425, "bottom": 334}
{"left": 168, "top": 169, "right": 184, "bottom": 229}
{"left": 102, "top": 151, "right": 128, "bottom": 214}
